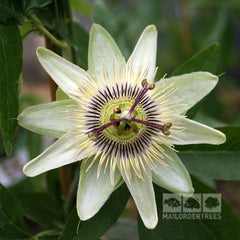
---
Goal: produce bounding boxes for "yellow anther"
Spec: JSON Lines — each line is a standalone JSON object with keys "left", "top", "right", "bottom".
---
{"left": 141, "top": 79, "right": 155, "bottom": 90}
{"left": 88, "top": 132, "right": 98, "bottom": 141}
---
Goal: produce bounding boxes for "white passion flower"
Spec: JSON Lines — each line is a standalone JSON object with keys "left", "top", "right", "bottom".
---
{"left": 18, "top": 24, "right": 226, "bottom": 229}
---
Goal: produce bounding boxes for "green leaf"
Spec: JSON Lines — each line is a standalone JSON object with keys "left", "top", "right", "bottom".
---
{"left": 199, "top": 8, "right": 228, "bottom": 48}
{"left": 37, "top": 230, "right": 60, "bottom": 240}
{"left": 0, "top": 24, "right": 22, "bottom": 156}
{"left": 138, "top": 179, "right": 240, "bottom": 240}
{"left": 23, "top": 0, "right": 52, "bottom": 15}
{"left": 58, "top": 22, "right": 89, "bottom": 68}
{"left": 59, "top": 184, "right": 130, "bottom": 240}
{"left": 72, "top": 22, "right": 89, "bottom": 67}
{"left": 177, "top": 126, "right": 240, "bottom": 180}
{"left": 10, "top": 174, "right": 44, "bottom": 194}
{"left": 0, "top": 0, "right": 52, "bottom": 25}
{"left": 46, "top": 169, "right": 62, "bottom": 204}
{"left": 193, "top": 110, "right": 227, "bottom": 128}
{"left": 104, "top": 219, "right": 138, "bottom": 240}
{"left": 12, "top": 192, "right": 64, "bottom": 230}
{"left": 58, "top": 208, "right": 81, "bottom": 240}
{"left": 171, "top": 43, "right": 220, "bottom": 76}
{"left": 19, "top": 22, "right": 35, "bottom": 39}
{"left": 27, "top": 131, "right": 42, "bottom": 159}
{"left": 180, "top": 152, "right": 240, "bottom": 180}
{"left": 56, "top": 88, "right": 70, "bottom": 101}
{"left": 0, "top": 0, "right": 25, "bottom": 25}
{"left": 0, "top": 184, "right": 32, "bottom": 239}
{"left": 92, "top": 1, "right": 118, "bottom": 40}
{"left": 170, "top": 43, "right": 220, "bottom": 119}
{"left": 70, "top": 0, "right": 92, "bottom": 16}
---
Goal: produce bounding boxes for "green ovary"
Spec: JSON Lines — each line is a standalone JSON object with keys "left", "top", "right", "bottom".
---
{"left": 100, "top": 97, "right": 147, "bottom": 143}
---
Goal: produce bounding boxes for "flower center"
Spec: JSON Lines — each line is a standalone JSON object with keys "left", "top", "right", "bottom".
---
{"left": 87, "top": 80, "right": 172, "bottom": 143}
{"left": 81, "top": 79, "right": 175, "bottom": 182}
{"left": 96, "top": 97, "right": 147, "bottom": 143}
{"left": 110, "top": 104, "right": 139, "bottom": 135}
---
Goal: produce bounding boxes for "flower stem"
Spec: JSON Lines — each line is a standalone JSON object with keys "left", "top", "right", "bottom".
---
{"left": 179, "top": 0, "right": 192, "bottom": 56}
{"left": 64, "top": 0, "right": 78, "bottom": 65}
{"left": 29, "top": 15, "right": 67, "bottom": 49}
{"left": 45, "top": 38, "right": 58, "bottom": 101}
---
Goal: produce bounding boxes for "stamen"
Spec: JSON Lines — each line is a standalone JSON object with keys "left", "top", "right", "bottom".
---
{"left": 88, "top": 132, "right": 99, "bottom": 141}
{"left": 132, "top": 118, "right": 172, "bottom": 136}
{"left": 141, "top": 79, "right": 155, "bottom": 90}
{"left": 126, "top": 79, "right": 155, "bottom": 119}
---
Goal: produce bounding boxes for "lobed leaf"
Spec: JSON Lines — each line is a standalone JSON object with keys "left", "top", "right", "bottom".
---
{"left": 0, "top": 24, "right": 22, "bottom": 156}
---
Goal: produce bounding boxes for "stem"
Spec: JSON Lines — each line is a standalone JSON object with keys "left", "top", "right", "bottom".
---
{"left": 29, "top": 15, "right": 67, "bottom": 49}
{"left": 34, "top": 229, "right": 61, "bottom": 239}
{"left": 59, "top": 165, "right": 73, "bottom": 200}
{"left": 65, "top": 0, "right": 78, "bottom": 65}
{"left": 179, "top": 0, "right": 192, "bottom": 56}
{"left": 45, "top": 38, "right": 58, "bottom": 101}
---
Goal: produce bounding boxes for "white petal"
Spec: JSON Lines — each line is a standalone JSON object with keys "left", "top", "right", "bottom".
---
{"left": 88, "top": 24, "right": 124, "bottom": 84}
{"left": 170, "top": 118, "right": 226, "bottom": 145}
{"left": 37, "top": 47, "right": 91, "bottom": 99}
{"left": 152, "top": 145, "right": 193, "bottom": 197}
{"left": 18, "top": 99, "right": 76, "bottom": 138}
{"left": 126, "top": 25, "right": 157, "bottom": 83}
{"left": 77, "top": 156, "right": 122, "bottom": 220}
{"left": 154, "top": 72, "right": 218, "bottom": 114}
{"left": 120, "top": 167, "right": 158, "bottom": 229}
{"left": 23, "top": 133, "right": 84, "bottom": 177}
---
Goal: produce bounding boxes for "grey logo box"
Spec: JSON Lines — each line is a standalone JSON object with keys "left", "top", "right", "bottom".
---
{"left": 162, "top": 193, "right": 182, "bottom": 213}
{"left": 183, "top": 194, "right": 201, "bottom": 213}
{"left": 203, "top": 194, "right": 221, "bottom": 212}
{"left": 162, "top": 193, "right": 222, "bottom": 213}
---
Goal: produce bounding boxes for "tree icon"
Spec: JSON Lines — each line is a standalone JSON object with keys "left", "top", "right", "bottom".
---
{"left": 205, "top": 197, "right": 220, "bottom": 209}
{"left": 184, "top": 197, "right": 200, "bottom": 209}
{"left": 164, "top": 198, "right": 181, "bottom": 209}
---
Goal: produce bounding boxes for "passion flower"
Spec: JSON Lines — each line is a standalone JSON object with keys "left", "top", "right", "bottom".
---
{"left": 18, "top": 24, "right": 226, "bottom": 229}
